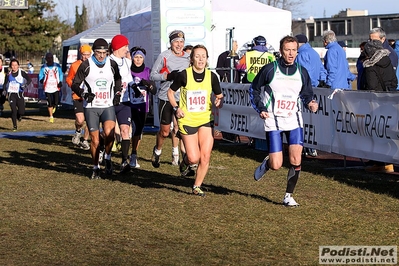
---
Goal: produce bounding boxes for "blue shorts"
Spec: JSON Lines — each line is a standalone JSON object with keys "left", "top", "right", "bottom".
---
{"left": 115, "top": 102, "right": 131, "bottom": 126}
{"left": 267, "top": 127, "right": 303, "bottom": 153}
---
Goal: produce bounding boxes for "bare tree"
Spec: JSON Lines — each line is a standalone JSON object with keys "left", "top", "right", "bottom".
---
{"left": 85, "top": 0, "right": 149, "bottom": 26}
{"left": 256, "top": 0, "right": 307, "bottom": 18}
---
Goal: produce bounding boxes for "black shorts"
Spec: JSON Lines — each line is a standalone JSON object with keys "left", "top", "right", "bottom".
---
{"left": 73, "top": 99, "right": 84, "bottom": 114}
{"left": 158, "top": 99, "right": 178, "bottom": 125}
{"left": 84, "top": 107, "right": 116, "bottom": 132}
{"left": 180, "top": 121, "right": 213, "bottom": 135}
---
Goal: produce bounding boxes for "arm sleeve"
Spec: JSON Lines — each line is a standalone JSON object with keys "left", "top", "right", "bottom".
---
{"left": 21, "top": 70, "right": 32, "bottom": 86}
{"left": 150, "top": 54, "right": 167, "bottom": 82}
{"left": 111, "top": 60, "right": 122, "bottom": 93}
{"left": 249, "top": 64, "right": 273, "bottom": 114}
{"left": 211, "top": 72, "right": 222, "bottom": 95}
{"left": 299, "top": 67, "right": 315, "bottom": 106}
{"left": 66, "top": 62, "right": 78, "bottom": 87}
{"left": 71, "top": 61, "right": 88, "bottom": 95}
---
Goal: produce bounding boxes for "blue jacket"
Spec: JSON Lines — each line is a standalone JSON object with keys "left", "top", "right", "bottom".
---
{"left": 394, "top": 40, "right": 399, "bottom": 90}
{"left": 383, "top": 40, "right": 398, "bottom": 69}
{"left": 296, "top": 43, "right": 327, "bottom": 87}
{"left": 324, "top": 42, "right": 354, "bottom": 89}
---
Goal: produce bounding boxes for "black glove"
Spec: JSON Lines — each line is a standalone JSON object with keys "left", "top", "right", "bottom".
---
{"left": 141, "top": 79, "right": 151, "bottom": 88}
{"left": 78, "top": 89, "right": 84, "bottom": 98}
{"left": 131, "top": 83, "right": 142, "bottom": 98}
{"left": 317, "top": 80, "right": 326, "bottom": 87}
{"left": 166, "top": 70, "right": 179, "bottom": 81}
{"left": 57, "top": 82, "right": 62, "bottom": 88}
{"left": 83, "top": 92, "right": 96, "bottom": 103}
{"left": 113, "top": 93, "right": 121, "bottom": 106}
{"left": 39, "top": 78, "right": 44, "bottom": 84}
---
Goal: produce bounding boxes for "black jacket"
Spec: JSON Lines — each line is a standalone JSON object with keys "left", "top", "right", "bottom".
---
{"left": 362, "top": 55, "right": 398, "bottom": 91}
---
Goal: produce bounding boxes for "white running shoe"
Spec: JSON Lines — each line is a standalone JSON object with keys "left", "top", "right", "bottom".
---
{"left": 98, "top": 149, "right": 104, "bottom": 165}
{"left": 79, "top": 140, "right": 90, "bottom": 150}
{"left": 172, "top": 153, "right": 179, "bottom": 166}
{"left": 129, "top": 154, "right": 141, "bottom": 168}
{"left": 283, "top": 196, "right": 299, "bottom": 207}
{"left": 254, "top": 155, "right": 269, "bottom": 181}
{"left": 72, "top": 131, "right": 81, "bottom": 145}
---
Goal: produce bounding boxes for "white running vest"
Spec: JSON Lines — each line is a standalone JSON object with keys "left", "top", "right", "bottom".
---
{"left": 84, "top": 57, "right": 114, "bottom": 108}
{"left": 110, "top": 55, "right": 132, "bottom": 103}
{"left": 262, "top": 63, "right": 303, "bottom": 131}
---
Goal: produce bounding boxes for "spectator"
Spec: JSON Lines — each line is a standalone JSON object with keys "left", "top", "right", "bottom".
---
{"left": 0, "top": 57, "right": 6, "bottom": 116}
{"left": 237, "top": 35, "right": 276, "bottom": 83}
{"left": 356, "top": 41, "right": 367, "bottom": 90}
{"left": 360, "top": 40, "right": 397, "bottom": 91}
{"left": 66, "top": 44, "right": 92, "bottom": 150}
{"left": 109, "top": 34, "right": 134, "bottom": 174}
{"left": 183, "top": 45, "right": 193, "bottom": 54}
{"left": 216, "top": 40, "right": 240, "bottom": 83}
{"left": 369, "top": 27, "right": 398, "bottom": 72}
{"left": 129, "top": 46, "right": 156, "bottom": 169}
{"left": 3, "top": 59, "right": 32, "bottom": 131}
{"left": 295, "top": 34, "right": 326, "bottom": 157}
{"left": 26, "top": 60, "right": 34, "bottom": 74}
{"left": 167, "top": 44, "right": 223, "bottom": 196}
{"left": 249, "top": 35, "right": 318, "bottom": 207}
{"left": 394, "top": 40, "right": 399, "bottom": 90}
{"left": 150, "top": 30, "right": 190, "bottom": 168}
{"left": 39, "top": 52, "right": 63, "bottom": 123}
{"left": 71, "top": 38, "right": 122, "bottom": 179}
{"left": 322, "top": 30, "right": 354, "bottom": 90}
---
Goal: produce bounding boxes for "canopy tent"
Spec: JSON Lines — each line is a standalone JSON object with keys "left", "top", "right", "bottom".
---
{"left": 120, "top": 6, "right": 153, "bottom": 68}
{"left": 120, "top": 0, "right": 291, "bottom": 68}
{"left": 61, "top": 20, "right": 120, "bottom": 72}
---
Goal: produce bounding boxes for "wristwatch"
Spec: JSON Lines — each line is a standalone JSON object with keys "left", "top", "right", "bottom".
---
{"left": 173, "top": 106, "right": 179, "bottom": 113}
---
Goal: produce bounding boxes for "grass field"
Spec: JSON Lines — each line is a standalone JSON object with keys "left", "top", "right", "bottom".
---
{"left": 0, "top": 105, "right": 398, "bottom": 265}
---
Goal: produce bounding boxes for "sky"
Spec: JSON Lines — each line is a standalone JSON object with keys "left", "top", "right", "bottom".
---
{"left": 53, "top": 0, "right": 399, "bottom": 22}
{"left": 300, "top": 0, "right": 399, "bottom": 19}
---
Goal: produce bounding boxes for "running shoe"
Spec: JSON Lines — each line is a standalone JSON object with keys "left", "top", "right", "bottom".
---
{"left": 49, "top": 117, "right": 54, "bottom": 123}
{"left": 105, "top": 159, "right": 113, "bottom": 175}
{"left": 79, "top": 140, "right": 90, "bottom": 150}
{"left": 129, "top": 154, "right": 141, "bottom": 168}
{"left": 53, "top": 106, "right": 56, "bottom": 114}
{"left": 91, "top": 168, "right": 100, "bottom": 179}
{"left": 192, "top": 186, "right": 205, "bottom": 197}
{"left": 72, "top": 131, "right": 81, "bottom": 145}
{"left": 180, "top": 162, "right": 197, "bottom": 177}
{"left": 172, "top": 153, "right": 179, "bottom": 166}
{"left": 17, "top": 115, "right": 22, "bottom": 122}
{"left": 283, "top": 195, "right": 299, "bottom": 207}
{"left": 151, "top": 146, "right": 160, "bottom": 168}
{"left": 254, "top": 155, "right": 269, "bottom": 181}
{"left": 98, "top": 149, "right": 104, "bottom": 165}
{"left": 308, "top": 149, "right": 318, "bottom": 157}
{"left": 12, "top": 126, "right": 17, "bottom": 132}
{"left": 120, "top": 160, "right": 131, "bottom": 174}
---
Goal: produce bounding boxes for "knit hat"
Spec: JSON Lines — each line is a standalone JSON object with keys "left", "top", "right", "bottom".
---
{"left": 253, "top": 36, "right": 266, "bottom": 46}
{"left": 338, "top": 41, "right": 348, "bottom": 48}
{"left": 169, "top": 30, "right": 185, "bottom": 43}
{"left": 92, "top": 38, "right": 109, "bottom": 50}
{"left": 295, "top": 34, "right": 308, "bottom": 43}
{"left": 111, "top": 34, "right": 129, "bottom": 51}
{"left": 364, "top": 39, "right": 384, "bottom": 57}
{"left": 80, "top": 44, "right": 92, "bottom": 54}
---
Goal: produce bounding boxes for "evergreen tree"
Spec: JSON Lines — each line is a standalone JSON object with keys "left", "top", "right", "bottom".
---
{"left": 0, "top": 0, "right": 66, "bottom": 54}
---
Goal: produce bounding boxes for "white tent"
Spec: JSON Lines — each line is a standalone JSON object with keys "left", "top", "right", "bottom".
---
{"left": 61, "top": 20, "right": 120, "bottom": 72}
{"left": 120, "top": 0, "right": 291, "bottom": 68}
{"left": 120, "top": 6, "right": 153, "bottom": 68}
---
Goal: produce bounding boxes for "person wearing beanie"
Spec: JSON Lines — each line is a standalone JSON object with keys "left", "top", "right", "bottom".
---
{"left": 236, "top": 35, "right": 276, "bottom": 83}
{"left": 294, "top": 34, "right": 327, "bottom": 158}
{"left": 71, "top": 38, "right": 122, "bottom": 179}
{"left": 129, "top": 46, "right": 156, "bottom": 169}
{"left": 109, "top": 34, "right": 133, "bottom": 173}
{"left": 39, "top": 52, "right": 63, "bottom": 123}
{"left": 150, "top": 29, "right": 190, "bottom": 168}
{"left": 66, "top": 44, "right": 92, "bottom": 150}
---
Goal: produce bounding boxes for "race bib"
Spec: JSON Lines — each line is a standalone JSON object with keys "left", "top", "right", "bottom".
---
{"left": 8, "top": 81, "right": 20, "bottom": 93}
{"left": 186, "top": 90, "right": 207, "bottom": 112}
{"left": 273, "top": 91, "right": 297, "bottom": 117}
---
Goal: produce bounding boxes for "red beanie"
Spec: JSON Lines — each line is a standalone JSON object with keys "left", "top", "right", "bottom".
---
{"left": 111, "top": 35, "right": 129, "bottom": 51}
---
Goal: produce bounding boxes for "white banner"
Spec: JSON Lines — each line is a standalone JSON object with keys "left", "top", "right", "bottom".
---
{"left": 215, "top": 83, "right": 399, "bottom": 164}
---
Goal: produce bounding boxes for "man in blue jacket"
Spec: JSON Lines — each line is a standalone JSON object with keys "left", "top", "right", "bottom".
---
{"left": 323, "top": 30, "right": 354, "bottom": 90}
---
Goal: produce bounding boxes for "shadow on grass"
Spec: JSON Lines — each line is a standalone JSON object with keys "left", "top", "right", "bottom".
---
{"left": 212, "top": 140, "right": 399, "bottom": 200}
{"left": 0, "top": 135, "right": 281, "bottom": 205}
